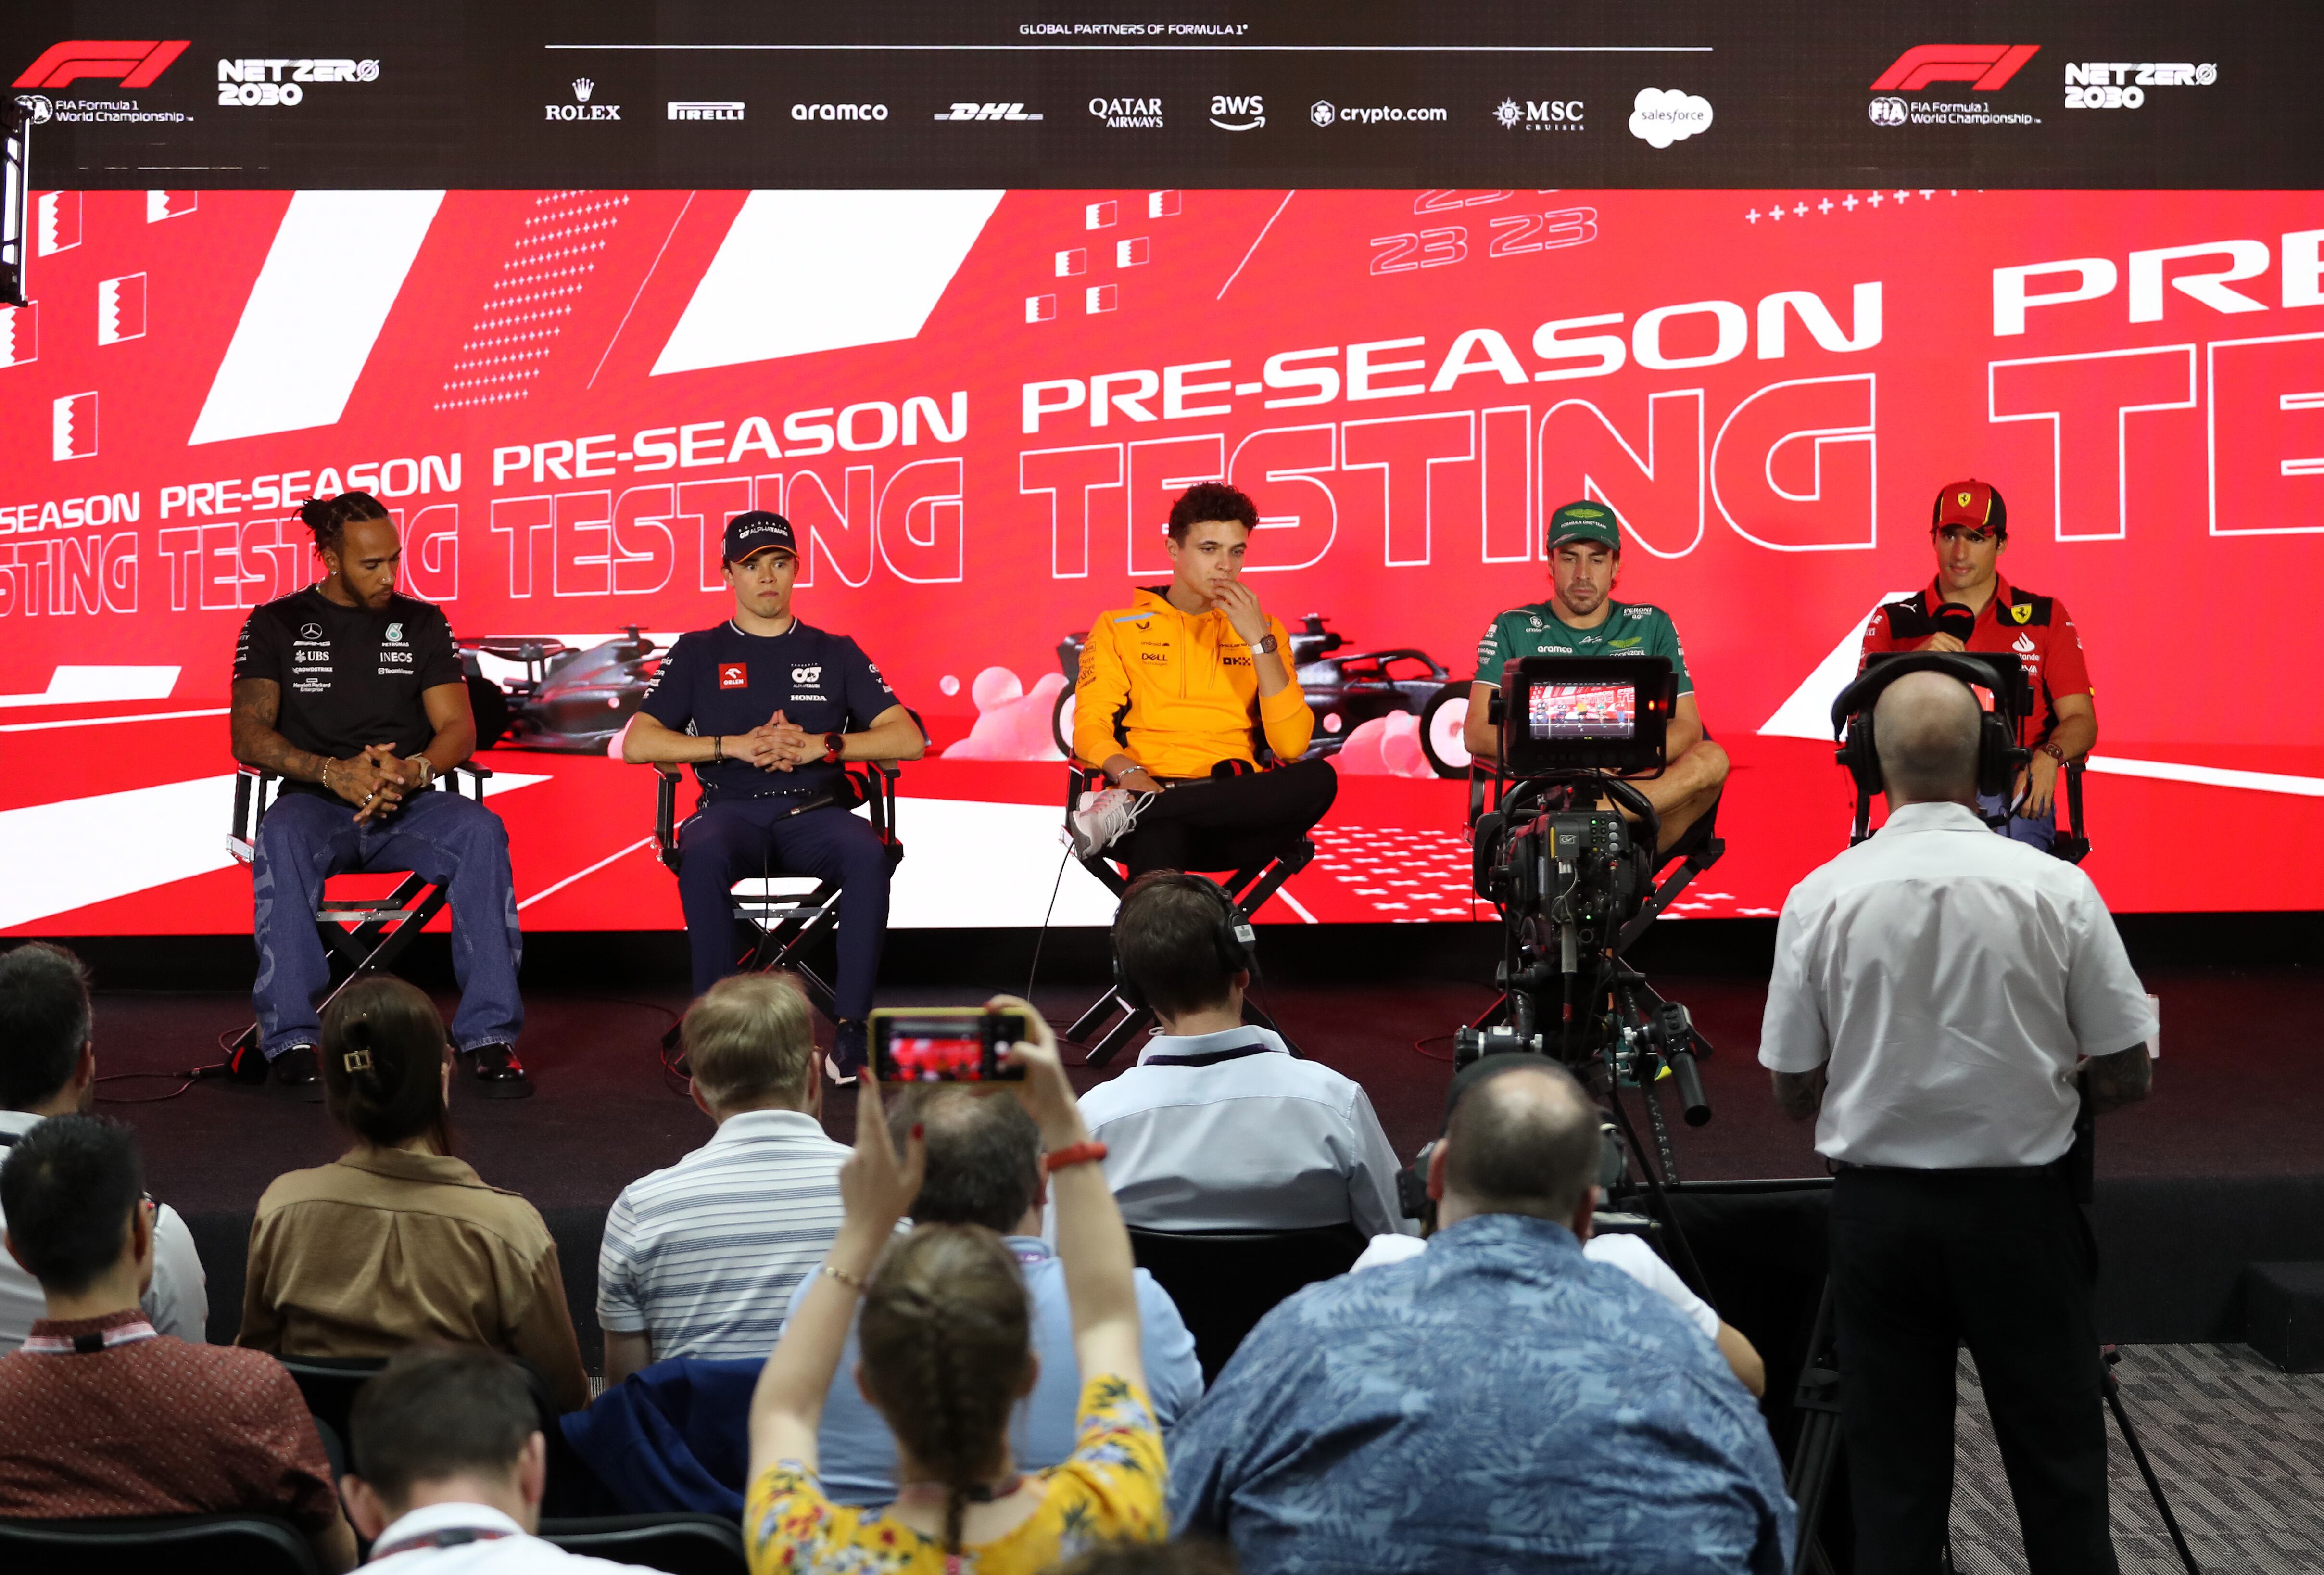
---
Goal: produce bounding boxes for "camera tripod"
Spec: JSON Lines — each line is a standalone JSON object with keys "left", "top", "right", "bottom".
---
{"left": 1786, "top": 1283, "right": 2201, "bottom": 1575}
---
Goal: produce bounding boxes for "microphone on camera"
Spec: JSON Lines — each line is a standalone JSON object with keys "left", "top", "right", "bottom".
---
{"left": 1933, "top": 602, "right": 1977, "bottom": 642}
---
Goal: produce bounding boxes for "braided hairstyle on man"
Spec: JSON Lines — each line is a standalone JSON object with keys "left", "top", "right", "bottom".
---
{"left": 297, "top": 490, "right": 392, "bottom": 560}
{"left": 858, "top": 1223, "right": 1033, "bottom": 1554}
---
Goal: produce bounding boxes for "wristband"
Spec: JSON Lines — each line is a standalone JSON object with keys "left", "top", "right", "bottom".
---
{"left": 1042, "top": 1140, "right": 1109, "bottom": 1173}
{"left": 712, "top": 735, "right": 724, "bottom": 764}
{"left": 2038, "top": 742, "right": 2069, "bottom": 765}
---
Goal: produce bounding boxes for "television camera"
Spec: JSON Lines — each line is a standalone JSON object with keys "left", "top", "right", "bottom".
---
{"left": 1454, "top": 656, "right": 1724, "bottom": 1254}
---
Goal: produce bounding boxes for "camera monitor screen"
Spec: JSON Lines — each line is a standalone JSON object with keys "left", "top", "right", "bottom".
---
{"left": 1498, "top": 657, "right": 1672, "bottom": 776}
{"left": 1530, "top": 683, "right": 1638, "bottom": 741}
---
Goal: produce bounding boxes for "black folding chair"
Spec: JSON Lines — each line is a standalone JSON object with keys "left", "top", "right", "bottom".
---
{"left": 0, "top": 1513, "right": 317, "bottom": 1575}
{"left": 651, "top": 760, "right": 904, "bottom": 1034}
{"left": 1060, "top": 763, "right": 1313, "bottom": 1066}
{"left": 538, "top": 1515, "right": 747, "bottom": 1575}
{"left": 223, "top": 762, "right": 494, "bottom": 1060}
{"left": 1125, "top": 1222, "right": 1369, "bottom": 1382}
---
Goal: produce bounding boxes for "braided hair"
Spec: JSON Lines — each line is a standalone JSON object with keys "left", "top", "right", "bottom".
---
{"left": 297, "top": 490, "right": 392, "bottom": 560}
{"left": 319, "top": 975, "right": 453, "bottom": 1155}
{"left": 859, "top": 1224, "right": 1032, "bottom": 1554}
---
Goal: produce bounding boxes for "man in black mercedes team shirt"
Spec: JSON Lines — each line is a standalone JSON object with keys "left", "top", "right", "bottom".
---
{"left": 623, "top": 511, "right": 925, "bottom": 1082}
{"left": 229, "top": 493, "right": 528, "bottom": 1095}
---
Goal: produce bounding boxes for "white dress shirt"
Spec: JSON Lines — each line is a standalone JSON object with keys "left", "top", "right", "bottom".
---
{"left": 367, "top": 1503, "right": 660, "bottom": 1573}
{"left": 1076, "top": 1026, "right": 1415, "bottom": 1237}
{"left": 1757, "top": 800, "right": 2157, "bottom": 1168}
{"left": 0, "top": 1109, "right": 208, "bottom": 1352}
{"left": 1351, "top": 1229, "right": 1720, "bottom": 1337}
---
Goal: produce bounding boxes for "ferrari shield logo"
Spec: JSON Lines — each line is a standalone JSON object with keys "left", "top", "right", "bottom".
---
{"left": 1958, "top": 491, "right": 1973, "bottom": 507}
{"left": 2008, "top": 603, "right": 2033, "bottom": 625}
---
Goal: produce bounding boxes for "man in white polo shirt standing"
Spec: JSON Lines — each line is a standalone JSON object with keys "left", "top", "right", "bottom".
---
{"left": 1759, "top": 665, "right": 2155, "bottom": 1575}
{"left": 597, "top": 973, "right": 846, "bottom": 1384}
{"left": 1076, "top": 873, "right": 1411, "bottom": 1238}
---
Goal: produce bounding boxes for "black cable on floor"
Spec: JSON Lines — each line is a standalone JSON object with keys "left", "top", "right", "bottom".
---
{"left": 94, "top": 1071, "right": 204, "bottom": 1105}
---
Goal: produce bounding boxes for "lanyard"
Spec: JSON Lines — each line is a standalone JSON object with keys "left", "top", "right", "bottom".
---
{"left": 22, "top": 1317, "right": 157, "bottom": 1354}
{"left": 372, "top": 1526, "right": 516, "bottom": 1559}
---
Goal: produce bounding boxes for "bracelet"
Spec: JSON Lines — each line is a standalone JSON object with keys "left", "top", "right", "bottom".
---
{"left": 822, "top": 1262, "right": 870, "bottom": 1294}
{"left": 2039, "top": 742, "right": 2069, "bottom": 765}
{"left": 319, "top": 759, "right": 335, "bottom": 794}
{"left": 711, "top": 735, "right": 725, "bottom": 764}
{"left": 1043, "top": 1140, "right": 1109, "bottom": 1173}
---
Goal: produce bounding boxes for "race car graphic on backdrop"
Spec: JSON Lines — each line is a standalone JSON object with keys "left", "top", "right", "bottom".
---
{"left": 1, "top": 185, "right": 2322, "bottom": 931}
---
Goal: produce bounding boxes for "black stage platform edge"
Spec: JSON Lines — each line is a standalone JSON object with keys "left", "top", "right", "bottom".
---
{"left": 185, "top": 1174, "right": 2311, "bottom": 1381}
{"left": 36, "top": 909, "right": 2321, "bottom": 995}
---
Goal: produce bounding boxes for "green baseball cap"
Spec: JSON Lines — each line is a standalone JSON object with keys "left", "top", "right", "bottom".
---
{"left": 1546, "top": 500, "right": 1622, "bottom": 552}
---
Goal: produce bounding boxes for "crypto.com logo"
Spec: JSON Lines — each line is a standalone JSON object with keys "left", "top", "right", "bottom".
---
{"left": 1869, "top": 45, "right": 2041, "bottom": 92}
{"left": 14, "top": 39, "right": 189, "bottom": 89}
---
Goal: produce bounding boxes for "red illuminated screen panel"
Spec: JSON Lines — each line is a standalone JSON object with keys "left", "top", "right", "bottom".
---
{"left": 2, "top": 186, "right": 2321, "bottom": 933}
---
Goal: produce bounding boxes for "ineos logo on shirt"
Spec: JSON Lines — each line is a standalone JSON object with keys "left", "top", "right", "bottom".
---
{"left": 719, "top": 663, "right": 748, "bottom": 689}
{"left": 791, "top": 665, "right": 822, "bottom": 685}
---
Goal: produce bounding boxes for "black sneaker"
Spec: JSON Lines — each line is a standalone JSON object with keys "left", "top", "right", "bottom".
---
{"left": 227, "top": 1038, "right": 271, "bottom": 1084}
{"left": 825, "top": 1019, "right": 868, "bottom": 1086}
{"left": 459, "top": 1042, "right": 534, "bottom": 1099}
{"left": 271, "top": 1045, "right": 320, "bottom": 1088}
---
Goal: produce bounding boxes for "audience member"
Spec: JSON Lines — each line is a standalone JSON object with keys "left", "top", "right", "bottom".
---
{"left": 237, "top": 976, "right": 590, "bottom": 1411}
{"left": 1053, "top": 1543, "right": 1241, "bottom": 1575}
{"left": 745, "top": 996, "right": 1166, "bottom": 1572}
{"left": 0, "top": 941, "right": 206, "bottom": 1352}
{"left": 344, "top": 1344, "right": 659, "bottom": 1570}
{"left": 599, "top": 974, "right": 846, "bottom": 1384}
{"left": 786, "top": 1080, "right": 1203, "bottom": 1504}
{"left": 0, "top": 1115, "right": 355, "bottom": 1571}
{"left": 1078, "top": 873, "right": 1410, "bottom": 1236}
{"left": 1170, "top": 1059, "right": 1794, "bottom": 1573}
{"left": 1350, "top": 1053, "right": 1767, "bottom": 1395}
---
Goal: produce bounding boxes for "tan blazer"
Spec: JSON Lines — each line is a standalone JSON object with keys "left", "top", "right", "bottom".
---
{"left": 237, "top": 1147, "right": 590, "bottom": 1412}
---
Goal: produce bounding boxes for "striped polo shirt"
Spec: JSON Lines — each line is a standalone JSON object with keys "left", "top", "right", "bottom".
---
{"left": 596, "top": 1108, "right": 848, "bottom": 1361}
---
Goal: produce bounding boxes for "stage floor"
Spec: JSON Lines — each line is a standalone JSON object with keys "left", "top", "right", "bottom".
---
{"left": 86, "top": 965, "right": 2324, "bottom": 1222}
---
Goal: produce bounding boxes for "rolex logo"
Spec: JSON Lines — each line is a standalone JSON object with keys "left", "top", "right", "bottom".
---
{"left": 573, "top": 78, "right": 594, "bottom": 102}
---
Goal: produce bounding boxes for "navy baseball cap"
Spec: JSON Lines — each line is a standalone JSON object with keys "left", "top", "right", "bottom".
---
{"left": 722, "top": 511, "right": 797, "bottom": 564}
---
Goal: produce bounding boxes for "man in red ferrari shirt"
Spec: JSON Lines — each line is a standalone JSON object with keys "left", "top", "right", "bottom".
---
{"left": 1858, "top": 480, "right": 2097, "bottom": 851}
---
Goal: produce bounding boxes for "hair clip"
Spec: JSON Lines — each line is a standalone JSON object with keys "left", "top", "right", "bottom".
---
{"left": 342, "top": 1049, "right": 374, "bottom": 1074}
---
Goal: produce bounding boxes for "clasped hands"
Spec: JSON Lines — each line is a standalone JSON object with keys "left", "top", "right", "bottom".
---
{"left": 728, "top": 710, "right": 828, "bottom": 773}
{"left": 328, "top": 744, "right": 434, "bottom": 824}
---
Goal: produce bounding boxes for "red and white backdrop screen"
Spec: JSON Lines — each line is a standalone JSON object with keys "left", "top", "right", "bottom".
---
{"left": 2, "top": 185, "right": 2320, "bottom": 932}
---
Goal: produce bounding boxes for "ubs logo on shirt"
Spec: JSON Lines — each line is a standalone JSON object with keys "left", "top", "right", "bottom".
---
{"left": 791, "top": 665, "right": 822, "bottom": 685}
{"left": 719, "top": 663, "right": 748, "bottom": 689}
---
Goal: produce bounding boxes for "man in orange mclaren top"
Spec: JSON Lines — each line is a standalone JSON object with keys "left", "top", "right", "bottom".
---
{"left": 1068, "top": 482, "right": 1337, "bottom": 875}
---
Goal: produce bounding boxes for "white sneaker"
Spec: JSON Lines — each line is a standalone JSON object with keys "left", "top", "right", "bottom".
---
{"left": 822, "top": 1051, "right": 858, "bottom": 1087}
{"left": 1069, "top": 787, "right": 1146, "bottom": 859}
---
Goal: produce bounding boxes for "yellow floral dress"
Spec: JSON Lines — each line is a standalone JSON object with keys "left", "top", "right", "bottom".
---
{"left": 745, "top": 1374, "right": 1166, "bottom": 1575}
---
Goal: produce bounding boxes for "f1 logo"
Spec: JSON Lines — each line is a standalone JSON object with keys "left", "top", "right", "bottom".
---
{"left": 719, "top": 663, "right": 748, "bottom": 689}
{"left": 1869, "top": 45, "right": 2040, "bottom": 92}
{"left": 13, "top": 40, "right": 190, "bottom": 89}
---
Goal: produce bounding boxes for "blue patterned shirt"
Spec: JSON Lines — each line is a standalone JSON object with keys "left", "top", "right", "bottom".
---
{"left": 1167, "top": 1213, "right": 1796, "bottom": 1574}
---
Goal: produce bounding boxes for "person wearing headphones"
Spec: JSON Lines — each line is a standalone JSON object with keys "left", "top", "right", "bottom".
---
{"left": 1074, "top": 873, "right": 1410, "bottom": 1238}
{"left": 1859, "top": 479, "right": 2096, "bottom": 851}
{"left": 1761, "top": 660, "right": 2155, "bottom": 1573}
{"left": 1464, "top": 501, "right": 1729, "bottom": 855}
{"left": 1067, "top": 481, "right": 1337, "bottom": 873}
{"left": 624, "top": 511, "right": 926, "bottom": 1084}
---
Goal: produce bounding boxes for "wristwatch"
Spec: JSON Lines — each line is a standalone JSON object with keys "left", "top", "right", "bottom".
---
{"left": 1251, "top": 632, "right": 1280, "bottom": 656}
{"left": 821, "top": 731, "right": 846, "bottom": 764}
{"left": 2038, "top": 742, "right": 2069, "bottom": 765}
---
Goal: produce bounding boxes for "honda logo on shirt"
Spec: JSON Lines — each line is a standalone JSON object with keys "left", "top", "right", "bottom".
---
{"left": 719, "top": 663, "right": 748, "bottom": 689}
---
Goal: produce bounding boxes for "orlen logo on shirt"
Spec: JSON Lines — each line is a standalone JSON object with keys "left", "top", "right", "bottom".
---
{"left": 719, "top": 663, "right": 748, "bottom": 689}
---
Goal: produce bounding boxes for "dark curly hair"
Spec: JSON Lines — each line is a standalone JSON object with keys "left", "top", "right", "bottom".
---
{"left": 298, "top": 490, "right": 392, "bottom": 559}
{"left": 1167, "top": 481, "right": 1259, "bottom": 542}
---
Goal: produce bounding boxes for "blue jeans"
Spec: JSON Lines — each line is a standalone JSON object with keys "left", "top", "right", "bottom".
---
{"left": 252, "top": 788, "right": 524, "bottom": 1057}
{"left": 676, "top": 797, "right": 891, "bottom": 1017}
{"left": 1976, "top": 789, "right": 2055, "bottom": 853}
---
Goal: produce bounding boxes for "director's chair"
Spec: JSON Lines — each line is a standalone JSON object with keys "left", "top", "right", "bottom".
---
{"left": 651, "top": 761, "right": 904, "bottom": 1040}
{"left": 1061, "top": 763, "right": 1311, "bottom": 1067}
{"left": 222, "top": 762, "right": 495, "bottom": 1061}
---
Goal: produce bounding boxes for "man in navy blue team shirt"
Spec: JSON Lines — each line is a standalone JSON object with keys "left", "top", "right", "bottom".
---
{"left": 624, "top": 512, "right": 924, "bottom": 1081}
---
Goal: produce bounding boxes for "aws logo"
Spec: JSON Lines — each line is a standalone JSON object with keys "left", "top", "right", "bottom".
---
{"left": 1210, "top": 94, "right": 1264, "bottom": 130}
